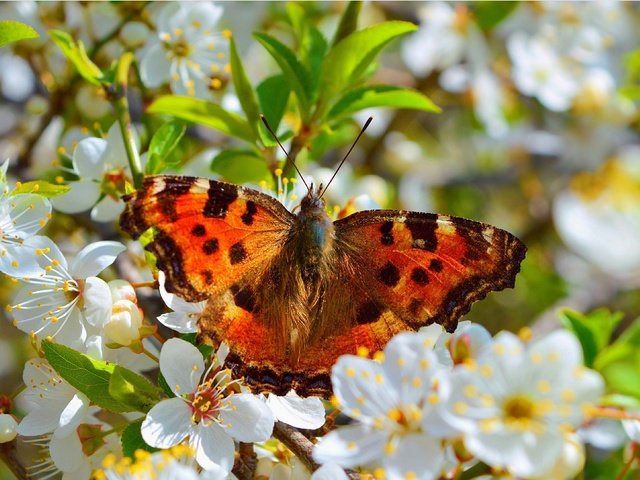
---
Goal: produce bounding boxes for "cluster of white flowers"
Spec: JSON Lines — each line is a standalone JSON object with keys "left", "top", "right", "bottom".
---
{"left": 314, "top": 323, "right": 605, "bottom": 479}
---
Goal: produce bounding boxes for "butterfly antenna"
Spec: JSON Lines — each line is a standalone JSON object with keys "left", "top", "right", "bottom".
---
{"left": 260, "top": 115, "right": 310, "bottom": 191}
{"left": 320, "top": 116, "right": 372, "bottom": 198}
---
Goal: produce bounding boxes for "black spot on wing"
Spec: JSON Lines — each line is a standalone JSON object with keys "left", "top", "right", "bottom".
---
{"left": 356, "top": 301, "right": 383, "bottom": 324}
{"left": 406, "top": 213, "right": 438, "bottom": 251}
{"left": 191, "top": 224, "right": 206, "bottom": 237}
{"left": 411, "top": 267, "right": 429, "bottom": 285}
{"left": 409, "top": 298, "right": 424, "bottom": 317}
{"left": 380, "top": 221, "right": 394, "bottom": 245}
{"left": 158, "top": 179, "right": 194, "bottom": 222}
{"left": 203, "top": 238, "right": 219, "bottom": 255}
{"left": 378, "top": 261, "right": 400, "bottom": 287}
{"left": 241, "top": 201, "right": 258, "bottom": 226}
{"left": 230, "top": 284, "right": 257, "bottom": 312}
{"left": 429, "top": 259, "right": 443, "bottom": 272}
{"left": 203, "top": 180, "right": 238, "bottom": 218}
{"left": 229, "top": 242, "right": 247, "bottom": 264}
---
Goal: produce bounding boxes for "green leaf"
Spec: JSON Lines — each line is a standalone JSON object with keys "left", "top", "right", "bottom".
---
{"left": 595, "top": 318, "right": 640, "bottom": 400}
{"left": 145, "top": 121, "right": 187, "bottom": 174}
{"left": 11, "top": 180, "right": 71, "bottom": 198}
{"left": 121, "top": 419, "right": 158, "bottom": 457}
{"left": 472, "top": 2, "right": 519, "bottom": 31}
{"left": 147, "top": 96, "right": 254, "bottom": 143}
{"left": 210, "top": 149, "right": 271, "bottom": 185}
{"left": 328, "top": 85, "right": 440, "bottom": 119}
{"left": 109, "top": 365, "right": 162, "bottom": 413}
{"left": 319, "top": 21, "right": 417, "bottom": 106}
{"left": 307, "top": 27, "right": 329, "bottom": 88}
{"left": 229, "top": 37, "right": 261, "bottom": 142}
{"left": 256, "top": 75, "right": 291, "bottom": 146}
{"left": 49, "top": 30, "right": 103, "bottom": 86}
{"left": 0, "top": 20, "right": 39, "bottom": 48}
{"left": 596, "top": 345, "right": 640, "bottom": 399}
{"left": 559, "top": 308, "right": 623, "bottom": 367}
{"left": 254, "top": 32, "right": 312, "bottom": 118}
{"left": 42, "top": 341, "right": 133, "bottom": 413}
{"left": 331, "top": 1, "right": 362, "bottom": 46}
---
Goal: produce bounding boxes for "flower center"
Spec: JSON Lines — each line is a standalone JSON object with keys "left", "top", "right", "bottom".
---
{"left": 172, "top": 39, "right": 191, "bottom": 58}
{"left": 503, "top": 394, "right": 534, "bottom": 420}
{"left": 189, "top": 384, "right": 222, "bottom": 424}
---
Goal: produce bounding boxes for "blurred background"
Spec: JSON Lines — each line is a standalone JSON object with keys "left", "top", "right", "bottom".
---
{"left": 0, "top": 0, "right": 639, "bottom": 466}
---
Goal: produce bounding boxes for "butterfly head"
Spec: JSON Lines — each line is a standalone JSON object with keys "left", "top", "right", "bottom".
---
{"left": 300, "top": 183, "right": 325, "bottom": 211}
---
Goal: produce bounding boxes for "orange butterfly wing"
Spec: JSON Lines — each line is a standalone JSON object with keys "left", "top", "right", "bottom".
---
{"left": 333, "top": 211, "right": 527, "bottom": 332}
{"left": 120, "top": 176, "right": 294, "bottom": 302}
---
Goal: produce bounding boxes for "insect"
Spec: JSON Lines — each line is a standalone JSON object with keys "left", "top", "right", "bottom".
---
{"left": 120, "top": 123, "right": 526, "bottom": 398}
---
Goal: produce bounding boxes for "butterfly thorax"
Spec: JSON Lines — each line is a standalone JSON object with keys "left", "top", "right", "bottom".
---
{"left": 295, "top": 187, "right": 335, "bottom": 272}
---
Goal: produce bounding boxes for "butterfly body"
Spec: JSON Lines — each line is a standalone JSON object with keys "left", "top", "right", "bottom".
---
{"left": 121, "top": 175, "right": 526, "bottom": 397}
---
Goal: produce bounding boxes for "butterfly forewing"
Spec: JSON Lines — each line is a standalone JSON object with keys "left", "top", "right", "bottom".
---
{"left": 333, "top": 210, "right": 527, "bottom": 332}
{"left": 121, "top": 176, "right": 294, "bottom": 302}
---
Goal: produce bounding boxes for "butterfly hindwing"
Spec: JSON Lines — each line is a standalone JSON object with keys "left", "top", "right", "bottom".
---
{"left": 333, "top": 210, "right": 527, "bottom": 332}
{"left": 120, "top": 176, "right": 294, "bottom": 302}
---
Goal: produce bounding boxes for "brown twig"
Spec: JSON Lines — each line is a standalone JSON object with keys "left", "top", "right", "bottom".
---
{"left": 273, "top": 421, "right": 320, "bottom": 473}
{"left": 0, "top": 440, "right": 25, "bottom": 480}
{"left": 233, "top": 443, "right": 258, "bottom": 480}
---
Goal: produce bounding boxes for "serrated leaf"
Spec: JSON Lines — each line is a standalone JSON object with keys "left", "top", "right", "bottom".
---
{"left": 472, "top": 1, "right": 519, "bottom": 31}
{"left": 254, "top": 32, "right": 312, "bottom": 118}
{"left": 11, "top": 180, "right": 71, "bottom": 198}
{"left": 49, "top": 30, "right": 103, "bottom": 86}
{"left": 148, "top": 96, "right": 254, "bottom": 143}
{"left": 328, "top": 85, "right": 440, "bottom": 119}
{"left": 319, "top": 21, "right": 417, "bottom": 106}
{"left": 0, "top": 20, "right": 39, "bottom": 48}
{"left": 146, "top": 121, "right": 187, "bottom": 175}
{"left": 331, "top": 1, "right": 362, "bottom": 46}
{"left": 229, "top": 37, "right": 261, "bottom": 143}
{"left": 121, "top": 419, "right": 159, "bottom": 458}
{"left": 559, "top": 308, "right": 624, "bottom": 366}
{"left": 109, "top": 365, "right": 162, "bottom": 413}
{"left": 210, "top": 149, "right": 271, "bottom": 185}
{"left": 257, "top": 75, "right": 291, "bottom": 146}
{"left": 42, "top": 341, "right": 133, "bottom": 413}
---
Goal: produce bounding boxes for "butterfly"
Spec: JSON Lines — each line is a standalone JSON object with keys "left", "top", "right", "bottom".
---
{"left": 121, "top": 175, "right": 526, "bottom": 398}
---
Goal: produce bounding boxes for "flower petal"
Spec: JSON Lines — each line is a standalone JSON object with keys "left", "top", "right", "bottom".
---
{"left": 140, "top": 42, "right": 172, "bottom": 88}
{"left": 81, "top": 277, "right": 112, "bottom": 327}
{"left": 51, "top": 179, "right": 101, "bottom": 214}
{"left": 55, "top": 393, "right": 90, "bottom": 437}
{"left": 72, "top": 137, "right": 107, "bottom": 178}
{"left": 70, "top": 241, "right": 126, "bottom": 278}
{"left": 7, "top": 193, "right": 51, "bottom": 236}
{"left": 160, "top": 338, "right": 204, "bottom": 396}
{"left": 0, "top": 242, "right": 44, "bottom": 278}
{"left": 266, "top": 391, "right": 325, "bottom": 429}
{"left": 158, "top": 311, "right": 198, "bottom": 334}
{"left": 141, "top": 397, "right": 192, "bottom": 448}
{"left": 332, "top": 355, "right": 396, "bottom": 420}
{"left": 49, "top": 431, "right": 84, "bottom": 473}
{"left": 310, "top": 463, "right": 349, "bottom": 480}
{"left": 384, "top": 433, "right": 444, "bottom": 480}
{"left": 101, "top": 122, "right": 139, "bottom": 169}
{"left": 90, "top": 195, "right": 125, "bottom": 223}
{"left": 313, "top": 423, "right": 388, "bottom": 469}
{"left": 221, "top": 393, "right": 274, "bottom": 442}
{"left": 193, "top": 422, "right": 235, "bottom": 473}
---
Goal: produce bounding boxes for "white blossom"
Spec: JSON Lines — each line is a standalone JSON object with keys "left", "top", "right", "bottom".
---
{"left": 313, "top": 330, "right": 453, "bottom": 479}
{"left": 51, "top": 122, "right": 141, "bottom": 223}
{"left": 140, "top": 2, "right": 230, "bottom": 97}
{"left": 141, "top": 338, "right": 274, "bottom": 472}
{"left": 441, "top": 330, "right": 604, "bottom": 478}
{"left": 8, "top": 237, "right": 125, "bottom": 349}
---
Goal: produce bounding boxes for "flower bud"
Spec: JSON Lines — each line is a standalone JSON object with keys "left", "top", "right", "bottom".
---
{"left": 104, "top": 299, "right": 143, "bottom": 346}
{"left": 0, "top": 414, "right": 17, "bottom": 443}
{"left": 108, "top": 279, "right": 137, "bottom": 303}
